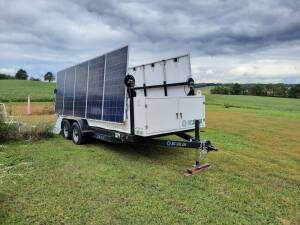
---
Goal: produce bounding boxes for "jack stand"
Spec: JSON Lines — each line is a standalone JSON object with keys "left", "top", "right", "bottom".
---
{"left": 184, "top": 143, "right": 211, "bottom": 176}
{"left": 184, "top": 120, "right": 211, "bottom": 176}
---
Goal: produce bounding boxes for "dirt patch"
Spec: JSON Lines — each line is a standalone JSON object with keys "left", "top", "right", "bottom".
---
{"left": 5, "top": 102, "right": 56, "bottom": 125}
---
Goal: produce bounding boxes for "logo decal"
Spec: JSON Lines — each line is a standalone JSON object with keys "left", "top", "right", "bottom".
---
{"left": 181, "top": 120, "right": 195, "bottom": 128}
{"left": 166, "top": 141, "right": 187, "bottom": 147}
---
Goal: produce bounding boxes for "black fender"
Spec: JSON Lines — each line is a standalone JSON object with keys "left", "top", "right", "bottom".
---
{"left": 61, "top": 118, "right": 89, "bottom": 132}
{"left": 74, "top": 119, "right": 89, "bottom": 131}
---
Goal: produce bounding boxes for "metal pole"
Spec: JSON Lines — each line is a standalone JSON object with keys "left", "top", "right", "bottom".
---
{"left": 129, "top": 88, "right": 135, "bottom": 135}
{"left": 195, "top": 119, "right": 200, "bottom": 141}
{"left": 195, "top": 119, "right": 200, "bottom": 167}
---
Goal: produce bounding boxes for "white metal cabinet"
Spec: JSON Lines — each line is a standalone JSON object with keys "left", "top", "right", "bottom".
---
{"left": 134, "top": 96, "right": 205, "bottom": 136}
{"left": 178, "top": 97, "right": 205, "bottom": 129}
{"left": 145, "top": 98, "right": 178, "bottom": 134}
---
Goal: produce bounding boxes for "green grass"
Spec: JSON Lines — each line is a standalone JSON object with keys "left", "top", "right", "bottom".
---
{"left": 0, "top": 80, "right": 55, "bottom": 102}
{"left": 205, "top": 94, "right": 300, "bottom": 112}
{"left": 1, "top": 94, "right": 300, "bottom": 224}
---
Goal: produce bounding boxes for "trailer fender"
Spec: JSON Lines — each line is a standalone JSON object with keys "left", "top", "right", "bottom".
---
{"left": 74, "top": 119, "right": 89, "bottom": 132}
{"left": 59, "top": 117, "right": 90, "bottom": 133}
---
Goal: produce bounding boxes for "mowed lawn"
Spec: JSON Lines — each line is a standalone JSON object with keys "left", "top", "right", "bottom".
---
{"left": 0, "top": 80, "right": 55, "bottom": 102}
{"left": 0, "top": 95, "right": 300, "bottom": 224}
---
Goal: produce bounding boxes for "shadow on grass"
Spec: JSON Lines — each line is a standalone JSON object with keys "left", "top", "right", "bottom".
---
{"left": 84, "top": 137, "right": 185, "bottom": 162}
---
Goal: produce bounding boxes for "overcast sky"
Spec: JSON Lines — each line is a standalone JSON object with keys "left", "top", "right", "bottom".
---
{"left": 0, "top": 0, "right": 299, "bottom": 83}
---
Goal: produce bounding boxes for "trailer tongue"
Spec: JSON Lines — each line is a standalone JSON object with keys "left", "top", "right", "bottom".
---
{"left": 54, "top": 46, "right": 217, "bottom": 175}
{"left": 137, "top": 122, "right": 218, "bottom": 176}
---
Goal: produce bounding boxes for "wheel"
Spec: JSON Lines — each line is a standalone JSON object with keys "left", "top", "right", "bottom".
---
{"left": 71, "top": 122, "right": 85, "bottom": 145}
{"left": 62, "top": 120, "right": 72, "bottom": 140}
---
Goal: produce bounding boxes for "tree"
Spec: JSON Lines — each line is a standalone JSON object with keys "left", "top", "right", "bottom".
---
{"left": 250, "top": 84, "right": 266, "bottom": 96}
{"left": 44, "top": 72, "right": 55, "bottom": 82}
{"left": 210, "top": 86, "right": 230, "bottom": 95}
{"left": 273, "top": 83, "right": 287, "bottom": 97}
{"left": 266, "top": 84, "right": 274, "bottom": 97}
{"left": 0, "top": 73, "right": 14, "bottom": 80}
{"left": 231, "top": 83, "right": 242, "bottom": 95}
{"left": 15, "top": 69, "right": 28, "bottom": 80}
{"left": 288, "top": 84, "right": 300, "bottom": 98}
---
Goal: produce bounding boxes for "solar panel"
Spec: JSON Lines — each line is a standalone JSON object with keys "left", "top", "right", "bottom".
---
{"left": 102, "top": 46, "right": 128, "bottom": 122}
{"left": 74, "top": 62, "right": 88, "bottom": 117}
{"left": 86, "top": 55, "right": 105, "bottom": 120}
{"left": 55, "top": 71, "right": 65, "bottom": 114}
{"left": 55, "top": 46, "right": 128, "bottom": 123}
{"left": 63, "top": 66, "right": 75, "bottom": 116}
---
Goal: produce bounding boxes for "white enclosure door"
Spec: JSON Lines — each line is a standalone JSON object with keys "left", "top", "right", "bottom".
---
{"left": 165, "top": 55, "right": 191, "bottom": 96}
{"left": 144, "top": 62, "right": 165, "bottom": 97}
{"left": 178, "top": 97, "right": 204, "bottom": 129}
{"left": 145, "top": 98, "right": 179, "bottom": 134}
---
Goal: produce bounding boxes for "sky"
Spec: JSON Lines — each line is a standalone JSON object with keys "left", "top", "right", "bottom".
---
{"left": 0, "top": 0, "right": 299, "bottom": 83}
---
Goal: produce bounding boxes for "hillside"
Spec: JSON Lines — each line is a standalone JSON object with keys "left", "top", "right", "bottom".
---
{"left": 0, "top": 80, "right": 55, "bottom": 102}
{"left": 205, "top": 94, "right": 300, "bottom": 112}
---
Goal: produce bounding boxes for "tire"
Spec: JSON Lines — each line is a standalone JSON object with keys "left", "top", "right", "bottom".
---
{"left": 62, "top": 120, "right": 72, "bottom": 140}
{"left": 71, "top": 122, "right": 85, "bottom": 145}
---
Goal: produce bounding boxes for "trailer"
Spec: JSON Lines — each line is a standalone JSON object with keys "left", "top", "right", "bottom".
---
{"left": 54, "top": 46, "right": 217, "bottom": 174}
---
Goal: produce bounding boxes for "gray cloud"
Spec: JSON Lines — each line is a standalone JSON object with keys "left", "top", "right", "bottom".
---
{"left": 0, "top": 0, "right": 299, "bottom": 82}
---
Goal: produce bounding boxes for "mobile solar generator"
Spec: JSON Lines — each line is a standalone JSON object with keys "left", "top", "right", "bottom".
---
{"left": 54, "top": 46, "right": 217, "bottom": 175}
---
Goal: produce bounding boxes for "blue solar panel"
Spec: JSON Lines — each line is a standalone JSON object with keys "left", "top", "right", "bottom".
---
{"left": 63, "top": 67, "right": 75, "bottom": 116}
{"left": 74, "top": 62, "right": 88, "bottom": 117}
{"left": 86, "top": 55, "right": 105, "bottom": 120}
{"left": 102, "top": 46, "right": 128, "bottom": 122}
{"left": 56, "top": 46, "right": 128, "bottom": 123}
{"left": 55, "top": 71, "right": 65, "bottom": 114}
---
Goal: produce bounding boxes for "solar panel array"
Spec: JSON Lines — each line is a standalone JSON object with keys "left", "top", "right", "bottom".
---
{"left": 55, "top": 46, "right": 128, "bottom": 123}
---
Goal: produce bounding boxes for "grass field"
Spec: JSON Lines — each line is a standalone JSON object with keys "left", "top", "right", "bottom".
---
{"left": 0, "top": 80, "right": 55, "bottom": 102}
{"left": 206, "top": 94, "right": 300, "bottom": 112}
{"left": 0, "top": 90, "right": 300, "bottom": 224}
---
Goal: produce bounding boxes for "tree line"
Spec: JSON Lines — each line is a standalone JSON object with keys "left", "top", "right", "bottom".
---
{"left": 210, "top": 83, "right": 300, "bottom": 98}
{"left": 0, "top": 69, "right": 55, "bottom": 82}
